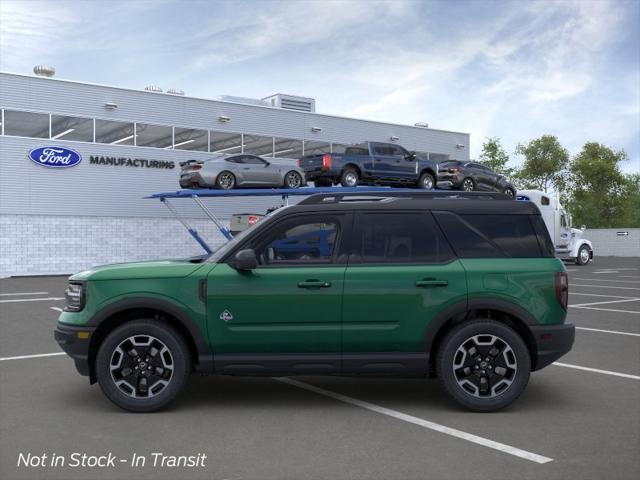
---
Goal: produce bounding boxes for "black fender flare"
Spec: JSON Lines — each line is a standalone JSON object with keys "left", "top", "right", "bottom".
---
{"left": 87, "top": 297, "right": 213, "bottom": 374}
{"left": 422, "top": 297, "right": 538, "bottom": 360}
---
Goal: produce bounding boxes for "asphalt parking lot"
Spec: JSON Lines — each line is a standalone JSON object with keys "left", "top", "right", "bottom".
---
{"left": 1, "top": 257, "right": 639, "bottom": 480}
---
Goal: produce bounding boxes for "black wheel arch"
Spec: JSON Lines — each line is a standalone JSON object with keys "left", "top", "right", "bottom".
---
{"left": 86, "top": 298, "right": 213, "bottom": 383}
{"left": 341, "top": 164, "right": 362, "bottom": 177}
{"left": 419, "top": 168, "right": 437, "bottom": 179}
{"left": 424, "top": 298, "right": 539, "bottom": 375}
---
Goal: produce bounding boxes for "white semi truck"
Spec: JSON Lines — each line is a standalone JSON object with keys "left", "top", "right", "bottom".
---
{"left": 517, "top": 190, "right": 594, "bottom": 265}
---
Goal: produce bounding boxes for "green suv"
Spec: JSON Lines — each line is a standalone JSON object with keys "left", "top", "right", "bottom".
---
{"left": 55, "top": 191, "right": 574, "bottom": 412}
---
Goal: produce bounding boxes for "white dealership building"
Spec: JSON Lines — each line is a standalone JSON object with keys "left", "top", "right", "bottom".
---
{"left": 0, "top": 69, "right": 470, "bottom": 276}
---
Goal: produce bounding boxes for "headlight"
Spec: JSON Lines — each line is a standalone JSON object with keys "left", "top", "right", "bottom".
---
{"left": 64, "top": 283, "right": 85, "bottom": 312}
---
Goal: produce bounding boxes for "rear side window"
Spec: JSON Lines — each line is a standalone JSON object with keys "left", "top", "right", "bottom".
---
{"left": 355, "top": 213, "right": 454, "bottom": 264}
{"left": 434, "top": 212, "right": 543, "bottom": 258}
{"left": 461, "top": 215, "right": 542, "bottom": 257}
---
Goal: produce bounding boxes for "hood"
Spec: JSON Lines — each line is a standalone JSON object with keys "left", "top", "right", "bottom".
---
{"left": 69, "top": 258, "right": 208, "bottom": 281}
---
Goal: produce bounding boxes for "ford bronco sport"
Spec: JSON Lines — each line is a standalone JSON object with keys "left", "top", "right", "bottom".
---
{"left": 55, "top": 191, "right": 574, "bottom": 412}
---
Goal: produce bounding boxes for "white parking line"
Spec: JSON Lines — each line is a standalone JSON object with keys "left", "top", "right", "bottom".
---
{"left": 571, "top": 306, "right": 640, "bottom": 315}
{"left": 573, "top": 278, "right": 640, "bottom": 284}
{"left": 0, "top": 297, "right": 64, "bottom": 303}
{"left": 553, "top": 362, "right": 640, "bottom": 380}
{"left": 0, "top": 291, "right": 49, "bottom": 296}
{"left": 0, "top": 352, "right": 65, "bottom": 362}
{"left": 575, "top": 327, "right": 640, "bottom": 337}
{"left": 570, "top": 292, "right": 636, "bottom": 299}
{"left": 50, "top": 307, "right": 63, "bottom": 312}
{"left": 570, "top": 284, "right": 640, "bottom": 291}
{"left": 570, "top": 298, "right": 640, "bottom": 307}
{"left": 276, "top": 377, "right": 553, "bottom": 464}
{"left": 619, "top": 275, "right": 640, "bottom": 279}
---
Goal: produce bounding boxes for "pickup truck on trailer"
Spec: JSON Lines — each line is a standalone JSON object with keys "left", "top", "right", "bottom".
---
{"left": 298, "top": 142, "right": 439, "bottom": 189}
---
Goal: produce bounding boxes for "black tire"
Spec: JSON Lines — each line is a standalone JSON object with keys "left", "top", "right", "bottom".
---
{"left": 284, "top": 171, "right": 303, "bottom": 189}
{"left": 576, "top": 244, "right": 591, "bottom": 265}
{"left": 503, "top": 187, "right": 515, "bottom": 198}
{"left": 216, "top": 171, "right": 236, "bottom": 189}
{"left": 418, "top": 172, "right": 435, "bottom": 190}
{"left": 314, "top": 178, "right": 333, "bottom": 187}
{"left": 461, "top": 177, "right": 475, "bottom": 192}
{"left": 340, "top": 168, "right": 359, "bottom": 187}
{"left": 436, "top": 319, "right": 530, "bottom": 412}
{"left": 96, "top": 320, "right": 191, "bottom": 412}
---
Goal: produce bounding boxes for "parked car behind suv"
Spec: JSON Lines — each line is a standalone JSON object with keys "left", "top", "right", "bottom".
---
{"left": 438, "top": 160, "right": 516, "bottom": 197}
{"left": 55, "top": 191, "right": 573, "bottom": 413}
{"left": 299, "top": 141, "right": 438, "bottom": 189}
{"left": 180, "top": 154, "right": 306, "bottom": 189}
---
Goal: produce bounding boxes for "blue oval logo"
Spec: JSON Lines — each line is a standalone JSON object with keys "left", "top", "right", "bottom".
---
{"left": 28, "top": 146, "right": 82, "bottom": 168}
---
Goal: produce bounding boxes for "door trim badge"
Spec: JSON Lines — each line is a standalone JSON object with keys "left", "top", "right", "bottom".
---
{"left": 219, "top": 309, "right": 233, "bottom": 322}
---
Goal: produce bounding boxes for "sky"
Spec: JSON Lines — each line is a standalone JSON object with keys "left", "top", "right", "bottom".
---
{"left": 1, "top": 0, "right": 638, "bottom": 173}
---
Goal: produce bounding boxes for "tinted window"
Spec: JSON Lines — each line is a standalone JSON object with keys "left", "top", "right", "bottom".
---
{"left": 226, "top": 156, "right": 244, "bottom": 164}
{"left": 242, "top": 155, "right": 266, "bottom": 165}
{"left": 345, "top": 147, "right": 370, "bottom": 156}
{"left": 433, "top": 212, "right": 503, "bottom": 258}
{"left": 530, "top": 215, "right": 555, "bottom": 257}
{"left": 461, "top": 215, "right": 541, "bottom": 257}
{"left": 255, "top": 218, "right": 339, "bottom": 265}
{"left": 373, "top": 144, "right": 395, "bottom": 156}
{"left": 356, "top": 213, "right": 454, "bottom": 264}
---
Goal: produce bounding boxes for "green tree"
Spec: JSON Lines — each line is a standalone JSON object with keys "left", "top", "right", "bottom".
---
{"left": 515, "top": 135, "right": 569, "bottom": 192}
{"left": 620, "top": 173, "right": 640, "bottom": 227}
{"left": 479, "top": 137, "right": 514, "bottom": 176}
{"left": 567, "top": 142, "right": 629, "bottom": 228}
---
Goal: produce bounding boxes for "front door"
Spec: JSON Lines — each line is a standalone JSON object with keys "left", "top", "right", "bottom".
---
{"left": 207, "top": 213, "right": 350, "bottom": 373}
{"left": 341, "top": 211, "right": 467, "bottom": 373}
{"left": 372, "top": 143, "right": 415, "bottom": 182}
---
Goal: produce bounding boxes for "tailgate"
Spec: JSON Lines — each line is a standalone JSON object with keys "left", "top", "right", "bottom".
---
{"left": 298, "top": 154, "right": 325, "bottom": 171}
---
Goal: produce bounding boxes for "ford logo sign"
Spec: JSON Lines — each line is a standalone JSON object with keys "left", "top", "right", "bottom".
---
{"left": 28, "top": 146, "right": 82, "bottom": 168}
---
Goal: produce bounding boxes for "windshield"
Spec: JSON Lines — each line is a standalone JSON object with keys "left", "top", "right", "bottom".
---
{"left": 207, "top": 206, "right": 290, "bottom": 262}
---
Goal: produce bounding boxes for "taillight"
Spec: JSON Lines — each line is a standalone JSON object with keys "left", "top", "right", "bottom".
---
{"left": 556, "top": 272, "right": 568, "bottom": 310}
{"left": 192, "top": 165, "right": 202, "bottom": 170}
{"left": 297, "top": 159, "right": 301, "bottom": 167}
{"left": 322, "top": 154, "right": 331, "bottom": 169}
{"left": 448, "top": 167, "right": 460, "bottom": 173}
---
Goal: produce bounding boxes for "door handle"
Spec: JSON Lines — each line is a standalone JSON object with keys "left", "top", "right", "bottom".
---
{"left": 415, "top": 279, "right": 448, "bottom": 288}
{"left": 298, "top": 280, "right": 331, "bottom": 289}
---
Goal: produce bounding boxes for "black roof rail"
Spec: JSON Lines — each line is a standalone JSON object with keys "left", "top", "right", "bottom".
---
{"left": 298, "top": 190, "right": 511, "bottom": 205}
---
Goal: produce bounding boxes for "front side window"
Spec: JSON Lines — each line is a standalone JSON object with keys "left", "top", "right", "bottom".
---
{"left": 356, "top": 213, "right": 454, "bottom": 264}
{"left": 254, "top": 218, "right": 340, "bottom": 265}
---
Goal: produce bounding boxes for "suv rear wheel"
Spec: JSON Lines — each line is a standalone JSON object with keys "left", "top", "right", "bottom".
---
{"left": 96, "top": 320, "right": 191, "bottom": 412}
{"left": 436, "top": 319, "right": 530, "bottom": 412}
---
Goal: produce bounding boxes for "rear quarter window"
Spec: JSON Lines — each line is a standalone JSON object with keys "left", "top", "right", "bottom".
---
{"left": 434, "top": 212, "right": 544, "bottom": 258}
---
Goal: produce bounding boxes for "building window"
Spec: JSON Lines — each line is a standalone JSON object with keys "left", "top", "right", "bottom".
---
{"left": 95, "top": 119, "right": 135, "bottom": 145}
{"left": 303, "top": 141, "right": 330, "bottom": 156}
{"left": 273, "top": 137, "right": 303, "bottom": 159}
{"left": 210, "top": 131, "right": 242, "bottom": 154}
{"left": 173, "top": 127, "right": 208, "bottom": 151}
{"left": 3, "top": 110, "right": 49, "bottom": 138}
{"left": 135, "top": 123, "right": 173, "bottom": 148}
{"left": 429, "top": 153, "right": 450, "bottom": 163}
{"left": 243, "top": 134, "right": 274, "bottom": 157}
{"left": 51, "top": 115, "right": 93, "bottom": 142}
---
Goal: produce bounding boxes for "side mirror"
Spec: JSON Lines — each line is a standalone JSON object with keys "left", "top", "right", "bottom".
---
{"left": 406, "top": 151, "right": 417, "bottom": 161}
{"left": 234, "top": 249, "right": 257, "bottom": 271}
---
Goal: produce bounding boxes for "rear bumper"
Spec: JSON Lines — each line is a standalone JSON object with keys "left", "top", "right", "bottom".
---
{"left": 179, "top": 172, "right": 208, "bottom": 188}
{"left": 530, "top": 323, "right": 575, "bottom": 370}
{"left": 54, "top": 323, "right": 95, "bottom": 377}
{"left": 436, "top": 174, "right": 462, "bottom": 188}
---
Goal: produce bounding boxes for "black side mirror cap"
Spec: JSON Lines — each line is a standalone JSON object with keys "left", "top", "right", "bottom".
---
{"left": 234, "top": 249, "right": 258, "bottom": 271}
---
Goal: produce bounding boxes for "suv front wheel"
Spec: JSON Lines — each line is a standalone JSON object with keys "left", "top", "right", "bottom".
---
{"left": 96, "top": 320, "right": 191, "bottom": 412}
{"left": 436, "top": 319, "right": 530, "bottom": 412}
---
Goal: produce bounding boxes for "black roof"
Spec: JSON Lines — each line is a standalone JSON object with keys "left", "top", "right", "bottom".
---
{"left": 288, "top": 192, "right": 539, "bottom": 215}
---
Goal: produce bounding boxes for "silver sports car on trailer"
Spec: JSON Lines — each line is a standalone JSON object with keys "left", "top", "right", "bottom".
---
{"left": 179, "top": 154, "right": 306, "bottom": 189}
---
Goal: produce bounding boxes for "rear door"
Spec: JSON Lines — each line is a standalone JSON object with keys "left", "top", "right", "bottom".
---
{"left": 341, "top": 211, "right": 467, "bottom": 373}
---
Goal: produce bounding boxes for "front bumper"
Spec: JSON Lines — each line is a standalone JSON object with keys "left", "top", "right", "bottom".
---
{"left": 530, "top": 323, "right": 575, "bottom": 370}
{"left": 54, "top": 323, "right": 95, "bottom": 377}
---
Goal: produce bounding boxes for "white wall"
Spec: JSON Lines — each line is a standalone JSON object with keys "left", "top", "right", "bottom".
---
{"left": 0, "top": 215, "right": 229, "bottom": 277}
{"left": 587, "top": 228, "right": 640, "bottom": 257}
